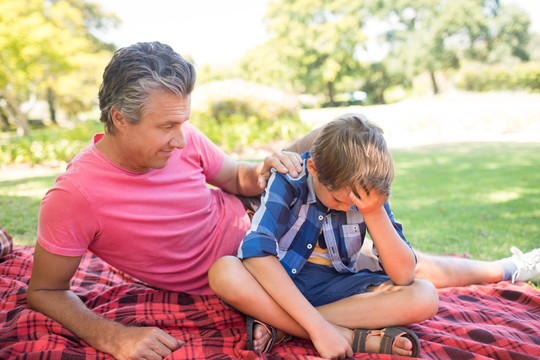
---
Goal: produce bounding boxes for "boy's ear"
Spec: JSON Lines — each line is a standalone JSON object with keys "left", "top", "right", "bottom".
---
{"left": 110, "top": 106, "right": 127, "bottom": 131}
{"left": 307, "top": 158, "right": 317, "bottom": 177}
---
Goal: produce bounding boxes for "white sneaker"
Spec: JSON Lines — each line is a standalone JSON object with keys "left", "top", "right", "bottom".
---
{"left": 509, "top": 247, "right": 540, "bottom": 283}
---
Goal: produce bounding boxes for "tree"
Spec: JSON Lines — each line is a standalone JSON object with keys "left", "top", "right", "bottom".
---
{"left": 250, "top": 0, "right": 369, "bottom": 104}
{"left": 374, "top": 0, "right": 531, "bottom": 94}
{"left": 0, "top": 0, "right": 118, "bottom": 135}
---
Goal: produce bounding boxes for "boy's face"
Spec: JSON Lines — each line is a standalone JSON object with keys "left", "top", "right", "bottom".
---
{"left": 307, "top": 159, "right": 354, "bottom": 212}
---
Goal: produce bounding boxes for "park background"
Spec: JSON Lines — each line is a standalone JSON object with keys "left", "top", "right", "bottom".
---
{"left": 0, "top": 0, "right": 539, "bottom": 264}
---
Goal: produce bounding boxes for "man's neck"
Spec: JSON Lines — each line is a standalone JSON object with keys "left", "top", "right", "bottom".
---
{"left": 94, "top": 133, "right": 139, "bottom": 172}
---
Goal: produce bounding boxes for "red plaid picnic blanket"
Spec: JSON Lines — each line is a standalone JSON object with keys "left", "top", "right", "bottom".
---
{"left": 1, "top": 247, "right": 539, "bottom": 359}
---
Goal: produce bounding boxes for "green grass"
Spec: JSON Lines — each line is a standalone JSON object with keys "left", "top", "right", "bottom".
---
{"left": 390, "top": 142, "right": 540, "bottom": 261}
{"left": 0, "top": 170, "right": 61, "bottom": 246}
{"left": 1, "top": 141, "right": 539, "bottom": 261}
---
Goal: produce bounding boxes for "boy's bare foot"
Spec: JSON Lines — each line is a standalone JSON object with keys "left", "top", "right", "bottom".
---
{"left": 251, "top": 322, "right": 281, "bottom": 352}
{"left": 364, "top": 333, "right": 413, "bottom": 356}
{"left": 247, "top": 317, "right": 290, "bottom": 353}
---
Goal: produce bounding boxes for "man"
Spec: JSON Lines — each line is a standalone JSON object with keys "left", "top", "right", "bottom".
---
{"left": 27, "top": 41, "right": 304, "bottom": 360}
{"left": 28, "top": 41, "right": 539, "bottom": 360}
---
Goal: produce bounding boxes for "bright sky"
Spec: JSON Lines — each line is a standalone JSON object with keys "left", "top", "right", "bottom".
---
{"left": 95, "top": 0, "right": 269, "bottom": 66}
{"left": 95, "top": 0, "right": 539, "bottom": 67}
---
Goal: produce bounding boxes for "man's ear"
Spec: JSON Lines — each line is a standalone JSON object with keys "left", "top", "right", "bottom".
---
{"left": 110, "top": 106, "right": 127, "bottom": 131}
{"left": 306, "top": 158, "right": 317, "bottom": 177}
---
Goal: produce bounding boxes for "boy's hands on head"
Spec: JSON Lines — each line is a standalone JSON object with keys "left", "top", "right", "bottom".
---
{"left": 258, "top": 151, "right": 303, "bottom": 189}
{"left": 349, "top": 186, "right": 386, "bottom": 216}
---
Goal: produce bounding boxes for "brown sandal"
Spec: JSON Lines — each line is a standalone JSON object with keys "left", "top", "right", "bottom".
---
{"left": 246, "top": 316, "right": 292, "bottom": 353}
{"left": 352, "top": 327, "right": 421, "bottom": 357}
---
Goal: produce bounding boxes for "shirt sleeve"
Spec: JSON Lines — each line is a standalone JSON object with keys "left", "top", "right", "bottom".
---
{"left": 238, "top": 170, "right": 299, "bottom": 259}
{"left": 37, "top": 179, "right": 100, "bottom": 257}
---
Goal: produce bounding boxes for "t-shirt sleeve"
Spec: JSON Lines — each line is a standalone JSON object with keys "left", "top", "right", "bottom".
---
{"left": 37, "top": 179, "right": 100, "bottom": 257}
{"left": 184, "top": 123, "right": 224, "bottom": 180}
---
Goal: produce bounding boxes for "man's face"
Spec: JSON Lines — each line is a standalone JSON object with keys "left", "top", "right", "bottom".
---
{"left": 120, "top": 91, "right": 191, "bottom": 172}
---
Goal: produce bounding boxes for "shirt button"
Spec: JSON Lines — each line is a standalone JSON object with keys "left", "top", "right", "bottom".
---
{"left": 291, "top": 269, "right": 297, "bottom": 274}
{"left": 307, "top": 244, "right": 313, "bottom": 249}
{"left": 318, "top": 215, "right": 324, "bottom": 220}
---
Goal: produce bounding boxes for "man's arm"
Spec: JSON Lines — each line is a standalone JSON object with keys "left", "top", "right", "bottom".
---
{"left": 282, "top": 126, "right": 321, "bottom": 154}
{"left": 27, "top": 243, "right": 182, "bottom": 360}
{"left": 208, "top": 151, "right": 303, "bottom": 196}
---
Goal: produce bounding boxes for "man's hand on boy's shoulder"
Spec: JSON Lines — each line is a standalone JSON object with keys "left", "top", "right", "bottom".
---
{"left": 258, "top": 151, "right": 303, "bottom": 189}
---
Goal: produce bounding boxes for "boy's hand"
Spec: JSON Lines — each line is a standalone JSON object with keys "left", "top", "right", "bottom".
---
{"left": 310, "top": 323, "right": 353, "bottom": 360}
{"left": 349, "top": 186, "right": 386, "bottom": 216}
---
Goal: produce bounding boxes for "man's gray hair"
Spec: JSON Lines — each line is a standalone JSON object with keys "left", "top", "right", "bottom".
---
{"left": 98, "top": 41, "right": 196, "bottom": 134}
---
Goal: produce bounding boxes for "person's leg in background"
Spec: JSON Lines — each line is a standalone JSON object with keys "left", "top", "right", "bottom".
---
{"left": 415, "top": 247, "right": 540, "bottom": 288}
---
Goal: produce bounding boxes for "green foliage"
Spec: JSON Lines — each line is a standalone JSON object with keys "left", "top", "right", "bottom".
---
{"left": 0, "top": 0, "right": 117, "bottom": 131}
{"left": 0, "top": 120, "right": 101, "bottom": 165}
{"left": 374, "top": 0, "right": 531, "bottom": 94}
{"left": 191, "top": 80, "right": 310, "bottom": 153}
{"left": 242, "top": 0, "right": 367, "bottom": 103}
{"left": 457, "top": 62, "right": 540, "bottom": 91}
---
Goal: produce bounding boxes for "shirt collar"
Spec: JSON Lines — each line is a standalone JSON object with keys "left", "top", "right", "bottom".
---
{"left": 306, "top": 173, "right": 317, "bottom": 204}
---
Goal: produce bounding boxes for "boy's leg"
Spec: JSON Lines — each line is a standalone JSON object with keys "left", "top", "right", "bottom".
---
{"left": 209, "top": 256, "right": 309, "bottom": 340}
{"left": 209, "top": 256, "right": 436, "bottom": 355}
{"left": 316, "top": 279, "right": 438, "bottom": 330}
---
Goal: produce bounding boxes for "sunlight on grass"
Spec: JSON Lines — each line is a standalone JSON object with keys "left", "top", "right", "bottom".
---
{"left": 391, "top": 142, "right": 540, "bottom": 260}
{"left": 487, "top": 191, "right": 520, "bottom": 203}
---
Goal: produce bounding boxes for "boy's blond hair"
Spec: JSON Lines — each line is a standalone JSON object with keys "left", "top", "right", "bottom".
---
{"left": 311, "top": 113, "right": 394, "bottom": 199}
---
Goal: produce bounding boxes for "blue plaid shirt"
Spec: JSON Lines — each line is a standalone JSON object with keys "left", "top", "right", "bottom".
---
{"left": 238, "top": 152, "right": 411, "bottom": 278}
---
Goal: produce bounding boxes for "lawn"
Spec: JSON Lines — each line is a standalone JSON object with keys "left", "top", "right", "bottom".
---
{"left": 390, "top": 141, "right": 540, "bottom": 260}
{"left": 1, "top": 141, "right": 539, "bottom": 262}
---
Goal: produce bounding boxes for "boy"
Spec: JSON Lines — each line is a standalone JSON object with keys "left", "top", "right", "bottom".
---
{"left": 209, "top": 113, "right": 439, "bottom": 358}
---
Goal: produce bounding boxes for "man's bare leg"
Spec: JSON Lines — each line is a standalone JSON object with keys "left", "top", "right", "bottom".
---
{"left": 415, "top": 247, "right": 540, "bottom": 288}
{"left": 415, "top": 250, "right": 504, "bottom": 288}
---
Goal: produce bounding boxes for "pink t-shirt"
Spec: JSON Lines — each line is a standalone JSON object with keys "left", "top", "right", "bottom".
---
{"left": 37, "top": 123, "right": 250, "bottom": 295}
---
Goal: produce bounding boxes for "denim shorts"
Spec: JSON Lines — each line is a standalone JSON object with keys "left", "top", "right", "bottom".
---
{"left": 292, "top": 262, "right": 390, "bottom": 307}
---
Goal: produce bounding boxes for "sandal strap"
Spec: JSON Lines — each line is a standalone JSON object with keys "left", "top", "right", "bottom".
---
{"left": 380, "top": 330, "right": 395, "bottom": 354}
{"left": 352, "top": 327, "right": 420, "bottom": 356}
{"left": 352, "top": 329, "right": 374, "bottom": 353}
{"left": 253, "top": 320, "right": 278, "bottom": 353}
{"left": 274, "top": 333, "right": 292, "bottom": 346}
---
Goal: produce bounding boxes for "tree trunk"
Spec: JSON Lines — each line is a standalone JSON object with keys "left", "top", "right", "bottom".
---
{"left": 0, "top": 88, "right": 30, "bottom": 136}
{"left": 430, "top": 70, "right": 439, "bottom": 95}
{"left": 0, "top": 107, "right": 10, "bottom": 130}
{"left": 47, "top": 87, "right": 57, "bottom": 124}
{"left": 326, "top": 82, "right": 335, "bottom": 106}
